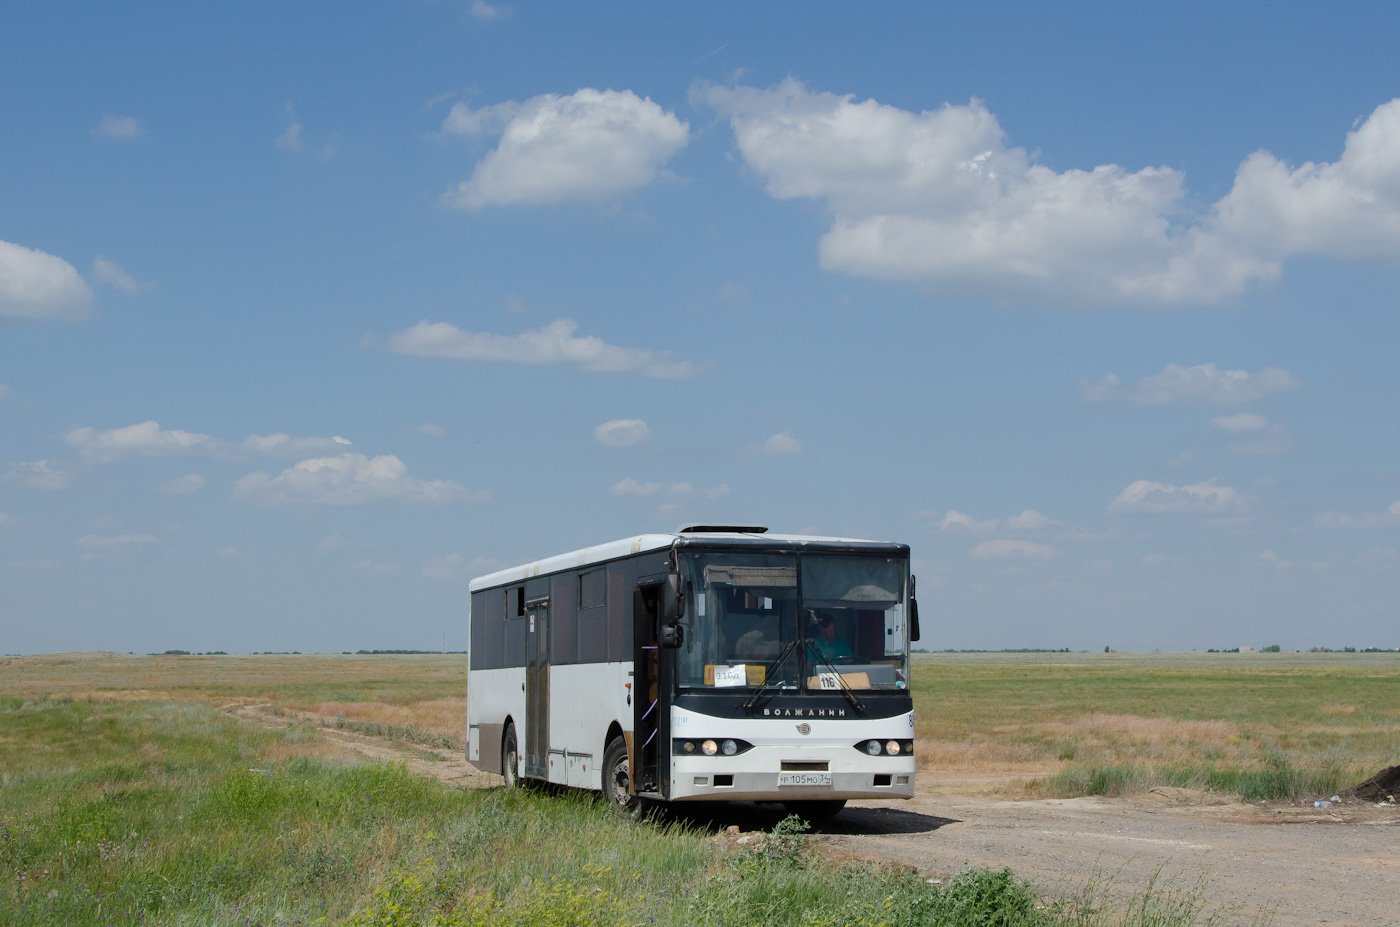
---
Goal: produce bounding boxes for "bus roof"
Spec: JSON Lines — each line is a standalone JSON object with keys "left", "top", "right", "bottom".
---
{"left": 468, "top": 530, "right": 909, "bottom": 592}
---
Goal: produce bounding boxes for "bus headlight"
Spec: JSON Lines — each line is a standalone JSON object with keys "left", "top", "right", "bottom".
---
{"left": 674, "top": 738, "right": 754, "bottom": 756}
{"left": 855, "top": 739, "right": 914, "bottom": 756}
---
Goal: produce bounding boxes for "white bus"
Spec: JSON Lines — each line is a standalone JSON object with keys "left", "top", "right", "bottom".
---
{"left": 465, "top": 525, "right": 921, "bottom": 820}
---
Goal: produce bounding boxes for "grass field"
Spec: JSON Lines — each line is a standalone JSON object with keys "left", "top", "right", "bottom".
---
{"left": 909, "top": 651, "right": 1400, "bottom": 800}
{"left": 0, "top": 690, "right": 1238, "bottom": 927}
{"left": 4, "top": 650, "right": 1396, "bottom": 802}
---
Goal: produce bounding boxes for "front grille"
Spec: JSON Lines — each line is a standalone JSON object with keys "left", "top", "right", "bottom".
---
{"left": 780, "top": 761, "right": 829, "bottom": 771}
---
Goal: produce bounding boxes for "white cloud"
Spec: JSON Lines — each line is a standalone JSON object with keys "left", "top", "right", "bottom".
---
{"left": 387, "top": 319, "right": 699, "bottom": 379}
{"left": 275, "top": 103, "right": 303, "bottom": 152}
{"left": 64, "top": 421, "right": 352, "bottom": 463}
{"left": 968, "top": 539, "right": 1057, "bottom": 559}
{"left": 931, "top": 508, "right": 1057, "bottom": 532}
{"left": 240, "top": 433, "right": 353, "bottom": 457}
{"left": 1082, "top": 363, "right": 1299, "bottom": 405}
{"left": 1314, "top": 500, "right": 1400, "bottom": 529}
{"left": 421, "top": 553, "right": 464, "bottom": 579}
{"left": 66, "top": 421, "right": 219, "bottom": 462}
{"left": 77, "top": 533, "right": 155, "bottom": 548}
{"left": 1004, "top": 509, "right": 1059, "bottom": 530}
{"left": 1212, "top": 100, "right": 1400, "bottom": 262}
{"left": 0, "top": 384, "right": 13, "bottom": 402}
{"left": 0, "top": 512, "right": 14, "bottom": 526}
{"left": 158, "top": 473, "right": 206, "bottom": 495}
{"left": 1108, "top": 479, "right": 1246, "bottom": 515}
{"left": 759, "top": 432, "right": 801, "bottom": 455}
{"left": 93, "top": 115, "right": 142, "bottom": 139}
{"left": 441, "top": 88, "right": 689, "bottom": 208}
{"left": 92, "top": 257, "right": 148, "bottom": 294}
{"left": 700, "top": 81, "right": 1400, "bottom": 306}
{"left": 0, "top": 240, "right": 93, "bottom": 320}
{"left": 233, "top": 453, "right": 484, "bottom": 505}
{"left": 1212, "top": 412, "right": 1268, "bottom": 432}
{"left": 934, "top": 510, "right": 996, "bottom": 532}
{"left": 2, "top": 460, "right": 73, "bottom": 491}
{"left": 418, "top": 423, "right": 445, "bottom": 436}
{"left": 1209, "top": 413, "right": 1293, "bottom": 455}
{"left": 469, "top": 0, "right": 508, "bottom": 21}
{"left": 595, "top": 419, "right": 650, "bottom": 447}
{"left": 612, "top": 477, "right": 729, "bottom": 499}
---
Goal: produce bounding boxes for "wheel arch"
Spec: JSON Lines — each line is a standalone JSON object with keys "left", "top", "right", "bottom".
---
{"left": 604, "top": 720, "right": 624, "bottom": 755}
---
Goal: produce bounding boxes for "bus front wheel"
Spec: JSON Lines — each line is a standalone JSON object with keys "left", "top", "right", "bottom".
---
{"left": 782, "top": 799, "right": 846, "bottom": 823}
{"left": 602, "top": 738, "right": 651, "bottom": 820}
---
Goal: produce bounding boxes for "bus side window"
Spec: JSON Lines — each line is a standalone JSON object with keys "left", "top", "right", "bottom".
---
{"left": 504, "top": 587, "right": 525, "bottom": 620}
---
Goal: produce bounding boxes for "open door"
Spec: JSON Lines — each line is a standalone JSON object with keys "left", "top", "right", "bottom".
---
{"left": 524, "top": 595, "right": 550, "bottom": 779}
{"left": 631, "top": 584, "right": 663, "bottom": 795}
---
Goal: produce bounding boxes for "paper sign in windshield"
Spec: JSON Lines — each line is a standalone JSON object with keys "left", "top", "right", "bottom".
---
{"left": 713, "top": 664, "right": 748, "bottom": 687}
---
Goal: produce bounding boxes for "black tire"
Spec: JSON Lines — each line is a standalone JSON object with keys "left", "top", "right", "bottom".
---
{"left": 782, "top": 799, "right": 846, "bottom": 823}
{"left": 501, "top": 723, "right": 519, "bottom": 789}
{"left": 602, "top": 737, "right": 652, "bottom": 820}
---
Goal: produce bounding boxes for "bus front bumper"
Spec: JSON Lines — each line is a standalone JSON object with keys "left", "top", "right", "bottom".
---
{"left": 668, "top": 753, "right": 915, "bottom": 802}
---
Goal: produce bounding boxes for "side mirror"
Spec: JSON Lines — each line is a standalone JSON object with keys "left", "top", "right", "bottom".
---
{"left": 660, "top": 574, "right": 687, "bottom": 648}
{"left": 909, "top": 575, "right": 921, "bottom": 643}
{"left": 662, "top": 574, "right": 680, "bottom": 624}
{"left": 663, "top": 574, "right": 688, "bottom": 620}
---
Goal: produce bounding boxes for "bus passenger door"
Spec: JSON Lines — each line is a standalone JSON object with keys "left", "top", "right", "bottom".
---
{"left": 525, "top": 596, "right": 549, "bottom": 779}
{"left": 632, "top": 584, "right": 662, "bottom": 795}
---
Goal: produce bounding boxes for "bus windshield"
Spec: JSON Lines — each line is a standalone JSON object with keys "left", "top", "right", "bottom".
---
{"left": 676, "top": 552, "right": 909, "bottom": 692}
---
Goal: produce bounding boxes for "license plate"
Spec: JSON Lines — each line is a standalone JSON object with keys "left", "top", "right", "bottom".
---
{"left": 778, "top": 772, "right": 832, "bottom": 787}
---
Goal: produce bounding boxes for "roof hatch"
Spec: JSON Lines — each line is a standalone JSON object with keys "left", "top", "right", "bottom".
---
{"left": 675, "top": 524, "right": 768, "bottom": 535}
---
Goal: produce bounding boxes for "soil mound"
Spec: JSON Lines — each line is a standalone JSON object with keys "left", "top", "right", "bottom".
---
{"left": 1344, "top": 765, "right": 1400, "bottom": 802}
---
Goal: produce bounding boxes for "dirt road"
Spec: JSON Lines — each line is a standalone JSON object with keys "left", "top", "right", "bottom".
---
{"left": 232, "top": 703, "right": 1400, "bottom": 926}
{"left": 829, "top": 792, "right": 1400, "bottom": 927}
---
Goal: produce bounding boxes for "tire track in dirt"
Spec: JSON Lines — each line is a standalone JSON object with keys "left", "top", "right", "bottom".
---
{"left": 223, "top": 701, "right": 502, "bottom": 789}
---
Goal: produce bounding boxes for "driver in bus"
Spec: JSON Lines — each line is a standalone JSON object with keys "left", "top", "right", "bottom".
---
{"left": 809, "top": 610, "right": 853, "bottom": 662}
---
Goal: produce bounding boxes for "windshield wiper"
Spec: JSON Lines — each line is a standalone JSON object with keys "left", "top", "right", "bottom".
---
{"left": 742, "top": 637, "right": 801, "bottom": 712}
{"left": 803, "top": 640, "right": 866, "bottom": 713}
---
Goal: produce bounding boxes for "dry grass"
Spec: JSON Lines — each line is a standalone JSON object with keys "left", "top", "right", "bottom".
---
{"left": 262, "top": 737, "right": 357, "bottom": 762}
{"left": 913, "top": 737, "right": 1050, "bottom": 772}
{"left": 305, "top": 698, "right": 465, "bottom": 740}
{"left": 4, "top": 650, "right": 1398, "bottom": 801}
{"left": 910, "top": 651, "right": 1400, "bottom": 799}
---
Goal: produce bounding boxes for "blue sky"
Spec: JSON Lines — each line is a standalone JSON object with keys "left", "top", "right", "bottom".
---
{"left": 3, "top": 1, "right": 1399, "bottom": 654}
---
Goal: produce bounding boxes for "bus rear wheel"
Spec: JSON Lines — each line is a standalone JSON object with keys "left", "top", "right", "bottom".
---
{"left": 782, "top": 799, "right": 846, "bottom": 823}
{"left": 602, "top": 738, "right": 651, "bottom": 820}
{"left": 501, "top": 723, "right": 519, "bottom": 789}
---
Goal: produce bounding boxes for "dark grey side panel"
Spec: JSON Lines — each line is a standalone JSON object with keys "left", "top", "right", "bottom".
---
{"left": 550, "top": 572, "right": 577, "bottom": 665}
{"left": 469, "top": 590, "right": 506, "bottom": 670}
{"left": 474, "top": 722, "right": 502, "bottom": 775}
